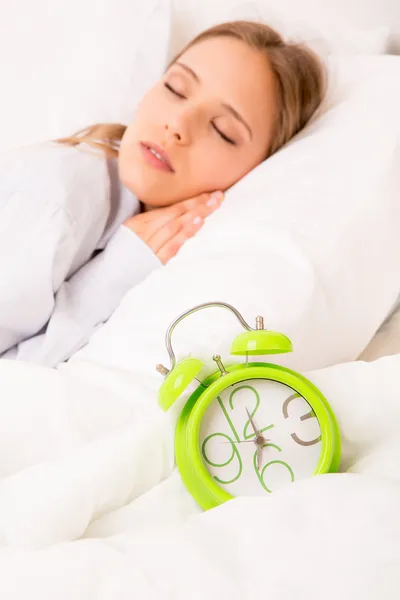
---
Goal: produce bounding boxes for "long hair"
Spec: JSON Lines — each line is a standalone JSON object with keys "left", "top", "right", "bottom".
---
{"left": 56, "top": 20, "right": 326, "bottom": 159}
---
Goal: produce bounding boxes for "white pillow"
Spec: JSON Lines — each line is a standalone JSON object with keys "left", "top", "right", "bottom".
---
{"left": 170, "top": 0, "right": 394, "bottom": 58}
{"left": 358, "top": 303, "right": 400, "bottom": 361}
{"left": 0, "top": 0, "right": 172, "bottom": 153}
{"left": 72, "top": 54, "right": 400, "bottom": 377}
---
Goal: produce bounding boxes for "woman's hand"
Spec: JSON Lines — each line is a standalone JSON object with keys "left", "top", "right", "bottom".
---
{"left": 124, "top": 191, "right": 224, "bottom": 264}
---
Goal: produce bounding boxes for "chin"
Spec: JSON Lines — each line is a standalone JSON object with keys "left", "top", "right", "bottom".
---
{"left": 120, "top": 172, "right": 174, "bottom": 206}
{"left": 118, "top": 152, "right": 182, "bottom": 206}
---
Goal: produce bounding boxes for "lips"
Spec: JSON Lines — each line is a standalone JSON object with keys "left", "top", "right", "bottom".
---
{"left": 139, "top": 141, "right": 175, "bottom": 173}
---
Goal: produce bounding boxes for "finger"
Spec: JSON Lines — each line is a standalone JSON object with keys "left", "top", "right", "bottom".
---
{"left": 179, "top": 195, "right": 224, "bottom": 225}
{"left": 150, "top": 213, "right": 205, "bottom": 255}
{"left": 133, "top": 203, "right": 182, "bottom": 225}
{"left": 156, "top": 217, "right": 204, "bottom": 264}
{"left": 148, "top": 217, "right": 184, "bottom": 254}
{"left": 135, "top": 193, "right": 208, "bottom": 225}
{"left": 148, "top": 190, "right": 223, "bottom": 219}
{"left": 126, "top": 191, "right": 223, "bottom": 238}
{"left": 181, "top": 190, "right": 224, "bottom": 213}
{"left": 130, "top": 205, "right": 184, "bottom": 240}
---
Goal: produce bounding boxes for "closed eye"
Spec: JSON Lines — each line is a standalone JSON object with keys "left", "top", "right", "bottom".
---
{"left": 164, "top": 82, "right": 186, "bottom": 99}
{"left": 212, "top": 122, "right": 236, "bottom": 145}
{"left": 165, "top": 82, "right": 236, "bottom": 145}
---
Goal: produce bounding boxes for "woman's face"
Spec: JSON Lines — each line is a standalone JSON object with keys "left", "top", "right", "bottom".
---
{"left": 119, "top": 36, "right": 277, "bottom": 207}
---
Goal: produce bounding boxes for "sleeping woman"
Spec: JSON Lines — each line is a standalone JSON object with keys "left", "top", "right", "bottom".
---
{"left": 0, "top": 20, "right": 325, "bottom": 366}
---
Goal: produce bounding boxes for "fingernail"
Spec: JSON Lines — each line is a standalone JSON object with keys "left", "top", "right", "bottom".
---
{"left": 193, "top": 216, "right": 203, "bottom": 226}
{"left": 206, "top": 191, "right": 223, "bottom": 207}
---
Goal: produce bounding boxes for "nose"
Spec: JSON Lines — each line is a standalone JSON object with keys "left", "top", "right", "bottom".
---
{"left": 164, "top": 109, "right": 193, "bottom": 146}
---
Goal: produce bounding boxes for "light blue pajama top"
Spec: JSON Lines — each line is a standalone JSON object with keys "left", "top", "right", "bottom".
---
{"left": 0, "top": 142, "right": 160, "bottom": 366}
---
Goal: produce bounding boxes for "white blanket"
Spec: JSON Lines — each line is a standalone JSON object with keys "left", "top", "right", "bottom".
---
{"left": 0, "top": 351, "right": 399, "bottom": 599}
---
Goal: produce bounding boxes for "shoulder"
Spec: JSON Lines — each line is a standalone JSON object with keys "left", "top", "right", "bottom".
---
{"left": 0, "top": 140, "right": 108, "bottom": 185}
{"left": 0, "top": 140, "right": 111, "bottom": 227}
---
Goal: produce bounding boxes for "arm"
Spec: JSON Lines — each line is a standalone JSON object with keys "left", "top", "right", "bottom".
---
{"left": 0, "top": 192, "right": 81, "bottom": 355}
{"left": 7, "top": 225, "right": 161, "bottom": 366}
{"left": 0, "top": 142, "right": 111, "bottom": 358}
{"left": 2, "top": 188, "right": 224, "bottom": 366}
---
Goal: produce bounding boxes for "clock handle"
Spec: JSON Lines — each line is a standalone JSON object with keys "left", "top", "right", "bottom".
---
{"left": 163, "top": 301, "right": 261, "bottom": 371}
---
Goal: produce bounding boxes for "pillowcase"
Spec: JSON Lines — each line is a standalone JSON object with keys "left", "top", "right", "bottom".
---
{"left": 170, "top": 0, "right": 394, "bottom": 58}
{"left": 71, "top": 54, "right": 400, "bottom": 377}
{"left": 358, "top": 300, "right": 400, "bottom": 362}
{"left": 0, "top": 0, "right": 172, "bottom": 153}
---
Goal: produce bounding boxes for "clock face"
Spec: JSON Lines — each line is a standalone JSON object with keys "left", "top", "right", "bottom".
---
{"left": 199, "top": 379, "right": 322, "bottom": 496}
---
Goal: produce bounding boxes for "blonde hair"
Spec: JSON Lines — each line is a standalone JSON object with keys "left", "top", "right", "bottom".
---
{"left": 57, "top": 20, "right": 326, "bottom": 159}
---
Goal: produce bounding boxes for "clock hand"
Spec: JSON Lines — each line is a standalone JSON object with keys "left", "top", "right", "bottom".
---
{"left": 245, "top": 407, "right": 262, "bottom": 437}
{"left": 256, "top": 445, "right": 264, "bottom": 471}
{"left": 222, "top": 438, "right": 270, "bottom": 445}
{"left": 222, "top": 439, "right": 255, "bottom": 444}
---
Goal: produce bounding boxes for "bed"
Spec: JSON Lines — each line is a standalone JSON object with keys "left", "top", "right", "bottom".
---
{"left": 0, "top": 0, "right": 400, "bottom": 598}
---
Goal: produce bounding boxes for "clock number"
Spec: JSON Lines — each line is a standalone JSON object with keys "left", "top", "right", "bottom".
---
{"left": 254, "top": 443, "right": 295, "bottom": 493}
{"left": 282, "top": 393, "right": 322, "bottom": 447}
{"left": 228, "top": 385, "right": 274, "bottom": 440}
{"left": 217, "top": 396, "right": 240, "bottom": 442}
{"left": 201, "top": 432, "right": 243, "bottom": 485}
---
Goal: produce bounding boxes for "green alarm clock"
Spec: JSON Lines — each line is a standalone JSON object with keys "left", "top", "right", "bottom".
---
{"left": 156, "top": 302, "right": 341, "bottom": 511}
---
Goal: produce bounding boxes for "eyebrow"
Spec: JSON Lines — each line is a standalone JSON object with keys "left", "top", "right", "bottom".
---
{"left": 175, "top": 61, "right": 253, "bottom": 140}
